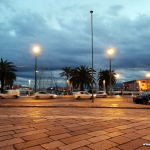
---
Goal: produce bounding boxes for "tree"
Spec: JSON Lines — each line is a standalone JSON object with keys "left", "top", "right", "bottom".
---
{"left": 0, "top": 58, "right": 17, "bottom": 93}
{"left": 69, "top": 65, "right": 96, "bottom": 91}
{"left": 59, "top": 66, "right": 72, "bottom": 95}
{"left": 98, "top": 69, "right": 116, "bottom": 94}
{"left": 59, "top": 66, "right": 71, "bottom": 79}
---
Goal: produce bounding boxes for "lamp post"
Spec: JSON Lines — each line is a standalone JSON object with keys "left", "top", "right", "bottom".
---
{"left": 103, "top": 80, "right": 105, "bottom": 92}
{"left": 146, "top": 73, "right": 150, "bottom": 105}
{"left": 28, "top": 79, "right": 30, "bottom": 97}
{"left": 33, "top": 47, "right": 39, "bottom": 93}
{"left": 107, "top": 48, "right": 113, "bottom": 96}
{"left": 139, "top": 81, "right": 140, "bottom": 93}
{"left": 90, "top": 10, "right": 94, "bottom": 103}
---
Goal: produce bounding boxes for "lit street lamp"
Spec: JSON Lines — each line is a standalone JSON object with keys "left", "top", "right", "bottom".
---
{"left": 107, "top": 48, "right": 113, "bottom": 96}
{"left": 33, "top": 47, "right": 39, "bottom": 93}
{"left": 90, "top": 10, "right": 94, "bottom": 103}
{"left": 146, "top": 73, "right": 150, "bottom": 105}
{"left": 103, "top": 80, "right": 105, "bottom": 92}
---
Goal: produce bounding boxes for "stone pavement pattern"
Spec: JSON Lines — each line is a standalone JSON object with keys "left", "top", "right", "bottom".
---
{"left": 0, "top": 108, "right": 150, "bottom": 150}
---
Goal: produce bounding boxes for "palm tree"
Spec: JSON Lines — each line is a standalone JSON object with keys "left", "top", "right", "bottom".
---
{"left": 98, "top": 69, "right": 116, "bottom": 94}
{"left": 69, "top": 65, "right": 96, "bottom": 91}
{"left": 59, "top": 66, "right": 72, "bottom": 95}
{"left": 0, "top": 58, "right": 17, "bottom": 93}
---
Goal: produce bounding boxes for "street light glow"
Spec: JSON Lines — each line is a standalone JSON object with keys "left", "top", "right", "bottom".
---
{"left": 108, "top": 48, "right": 113, "bottom": 55}
{"left": 146, "top": 73, "right": 150, "bottom": 77}
{"left": 33, "top": 47, "right": 39, "bottom": 53}
{"left": 115, "top": 74, "right": 120, "bottom": 78}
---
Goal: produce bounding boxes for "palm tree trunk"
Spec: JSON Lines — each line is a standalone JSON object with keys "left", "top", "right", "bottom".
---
{"left": 80, "top": 83, "right": 84, "bottom": 91}
{"left": 1, "top": 74, "right": 4, "bottom": 93}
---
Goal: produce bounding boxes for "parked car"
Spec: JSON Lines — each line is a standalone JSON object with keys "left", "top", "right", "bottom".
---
{"left": 96, "top": 91, "right": 107, "bottom": 98}
{"left": 75, "top": 91, "right": 96, "bottom": 99}
{"left": 133, "top": 94, "right": 150, "bottom": 104}
{"left": 0, "top": 90, "right": 20, "bottom": 99}
{"left": 33, "top": 91, "right": 57, "bottom": 99}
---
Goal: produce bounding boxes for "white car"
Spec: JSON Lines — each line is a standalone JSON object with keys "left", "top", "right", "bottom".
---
{"left": 0, "top": 90, "right": 20, "bottom": 99}
{"left": 96, "top": 91, "right": 107, "bottom": 98}
{"left": 33, "top": 91, "right": 57, "bottom": 99}
{"left": 75, "top": 91, "right": 96, "bottom": 99}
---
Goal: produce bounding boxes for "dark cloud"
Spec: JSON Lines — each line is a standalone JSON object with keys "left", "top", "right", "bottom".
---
{"left": 1, "top": 1, "right": 150, "bottom": 87}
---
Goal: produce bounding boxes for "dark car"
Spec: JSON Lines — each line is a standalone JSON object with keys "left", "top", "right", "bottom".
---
{"left": 133, "top": 94, "right": 150, "bottom": 104}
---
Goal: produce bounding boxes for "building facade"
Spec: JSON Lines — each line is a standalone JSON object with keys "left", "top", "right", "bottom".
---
{"left": 123, "top": 79, "right": 150, "bottom": 91}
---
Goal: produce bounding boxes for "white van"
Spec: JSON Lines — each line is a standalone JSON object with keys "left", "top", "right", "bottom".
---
{"left": 0, "top": 90, "right": 20, "bottom": 99}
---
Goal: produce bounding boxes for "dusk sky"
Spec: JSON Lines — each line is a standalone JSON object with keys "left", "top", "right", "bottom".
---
{"left": 1, "top": 0, "right": 150, "bottom": 88}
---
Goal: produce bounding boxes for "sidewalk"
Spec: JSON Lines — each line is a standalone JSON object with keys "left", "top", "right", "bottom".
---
{"left": 0, "top": 95, "right": 150, "bottom": 109}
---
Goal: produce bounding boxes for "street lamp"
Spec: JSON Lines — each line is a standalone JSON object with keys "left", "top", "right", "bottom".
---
{"left": 90, "top": 10, "right": 94, "bottom": 103}
{"left": 28, "top": 79, "right": 30, "bottom": 97}
{"left": 107, "top": 48, "right": 113, "bottom": 96}
{"left": 33, "top": 47, "right": 39, "bottom": 93}
{"left": 103, "top": 80, "right": 105, "bottom": 92}
{"left": 146, "top": 73, "right": 150, "bottom": 105}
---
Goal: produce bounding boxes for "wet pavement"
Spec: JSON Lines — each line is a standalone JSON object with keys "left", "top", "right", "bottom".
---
{"left": 0, "top": 96, "right": 150, "bottom": 149}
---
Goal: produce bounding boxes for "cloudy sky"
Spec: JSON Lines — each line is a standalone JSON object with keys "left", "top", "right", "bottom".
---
{"left": 1, "top": 0, "right": 150, "bottom": 88}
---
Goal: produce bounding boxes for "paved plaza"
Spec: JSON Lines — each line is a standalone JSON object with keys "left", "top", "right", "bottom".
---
{"left": 0, "top": 107, "right": 150, "bottom": 150}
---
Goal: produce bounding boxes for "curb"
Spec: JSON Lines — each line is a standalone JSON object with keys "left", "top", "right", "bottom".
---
{"left": 0, "top": 105, "right": 150, "bottom": 109}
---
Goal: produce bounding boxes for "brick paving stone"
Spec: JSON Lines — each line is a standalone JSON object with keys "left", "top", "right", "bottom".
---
{"left": 122, "top": 132, "right": 142, "bottom": 139}
{"left": 50, "top": 133, "right": 72, "bottom": 140}
{"left": 115, "top": 125, "right": 132, "bottom": 129}
{"left": 135, "top": 129, "right": 150, "bottom": 135}
{"left": 23, "top": 145, "right": 45, "bottom": 150}
{"left": 68, "top": 125, "right": 94, "bottom": 132}
{"left": 46, "top": 126, "right": 66, "bottom": 131}
{"left": 60, "top": 134, "right": 92, "bottom": 144}
{"left": 87, "top": 126, "right": 106, "bottom": 132}
{"left": 88, "top": 139, "right": 118, "bottom": 150}
{"left": 135, "top": 125, "right": 150, "bottom": 130}
{"left": 70, "top": 130, "right": 89, "bottom": 136}
{"left": 22, "top": 132, "right": 49, "bottom": 141}
{"left": 104, "top": 128, "right": 119, "bottom": 133}
{"left": 142, "top": 135, "right": 150, "bottom": 141}
{"left": 0, "top": 131, "right": 15, "bottom": 137}
{"left": 0, "top": 145, "right": 15, "bottom": 150}
{"left": 74, "top": 147, "right": 92, "bottom": 150}
{"left": 14, "top": 128, "right": 36, "bottom": 133}
{"left": 41, "top": 141, "right": 64, "bottom": 149}
{"left": 119, "top": 128, "right": 137, "bottom": 133}
{"left": 0, "top": 138, "right": 24, "bottom": 148}
{"left": 117, "top": 139, "right": 149, "bottom": 150}
{"left": 109, "top": 136, "right": 131, "bottom": 144}
{"left": 87, "top": 135, "right": 110, "bottom": 143}
{"left": 107, "top": 131, "right": 124, "bottom": 137}
{"left": 50, "top": 148, "right": 60, "bottom": 150}
{"left": 64, "top": 124, "right": 80, "bottom": 128}
{"left": 14, "top": 137, "right": 52, "bottom": 150}
{"left": 109, "top": 147, "right": 121, "bottom": 150}
{"left": 13, "top": 129, "right": 48, "bottom": 138}
{"left": 59, "top": 140, "right": 91, "bottom": 150}
{"left": 0, "top": 125, "right": 29, "bottom": 132}
{"left": 46, "top": 128, "right": 70, "bottom": 136}
{"left": 136, "top": 147, "right": 150, "bottom": 150}
{"left": 0, "top": 125, "right": 13, "bottom": 129}
{"left": 87, "top": 130, "right": 108, "bottom": 136}
{"left": 0, "top": 135, "right": 13, "bottom": 142}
